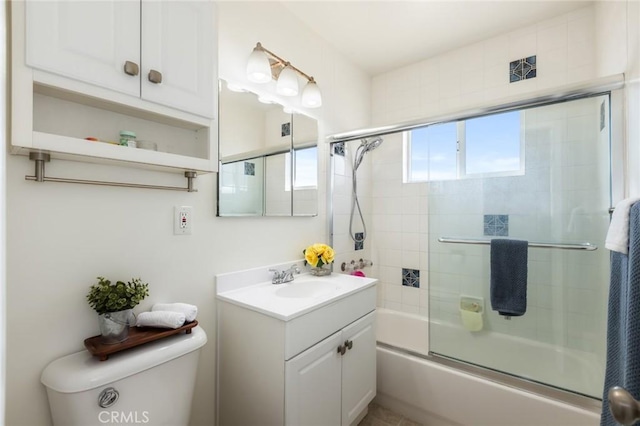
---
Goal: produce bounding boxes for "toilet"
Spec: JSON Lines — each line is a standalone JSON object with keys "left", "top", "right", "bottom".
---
{"left": 41, "top": 326, "right": 207, "bottom": 426}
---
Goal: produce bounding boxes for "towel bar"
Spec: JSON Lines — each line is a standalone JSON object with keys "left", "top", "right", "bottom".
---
{"left": 25, "top": 152, "right": 198, "bottom": 192}
{"left": 438, "top": 237, "right": 597, "bottom": 251}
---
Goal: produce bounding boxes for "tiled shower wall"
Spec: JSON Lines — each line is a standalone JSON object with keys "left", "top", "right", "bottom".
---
{"left": 332, "top": 144, "right": 374, "bottom": 276}
{"left": 372, "top": 6, "right": 598, "bottom": 127}
{"left": 362, "top": 5, "right": 601, "bottom": 315}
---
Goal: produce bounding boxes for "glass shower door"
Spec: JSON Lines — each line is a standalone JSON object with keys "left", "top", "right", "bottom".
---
{"left": 428, "top": 94, "right": 611, "bottom": 398}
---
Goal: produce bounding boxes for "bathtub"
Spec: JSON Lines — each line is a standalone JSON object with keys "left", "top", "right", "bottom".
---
{"left": 374, "top": 308, "right": 601, "bottom": 426}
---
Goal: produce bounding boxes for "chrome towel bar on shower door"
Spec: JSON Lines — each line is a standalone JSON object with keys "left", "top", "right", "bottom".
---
{"left": 438, "top": 237, "right": 598, "bottom": 251}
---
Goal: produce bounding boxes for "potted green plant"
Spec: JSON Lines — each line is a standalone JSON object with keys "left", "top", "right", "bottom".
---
{"left": 86, "top": 277, "right": 149, "bottom": 344}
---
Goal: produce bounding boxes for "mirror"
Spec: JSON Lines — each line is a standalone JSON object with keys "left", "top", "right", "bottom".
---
{"left": 291, "top": 113, "right": 318, "bottom": 216}
{"left": 218, "top": 80, "right": 318, "bottom": 217}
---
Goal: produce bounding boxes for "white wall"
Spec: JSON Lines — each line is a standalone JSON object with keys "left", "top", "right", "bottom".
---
{"left": 595, "top": 0, "right": 640, "bottom": 196}
{"left": 4, "top": 3, "right": 371, "bottom": 426}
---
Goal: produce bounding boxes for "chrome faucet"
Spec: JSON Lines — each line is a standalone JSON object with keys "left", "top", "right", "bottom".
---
{"left": 269, "top": 264, "right": 301, "bottom": 284}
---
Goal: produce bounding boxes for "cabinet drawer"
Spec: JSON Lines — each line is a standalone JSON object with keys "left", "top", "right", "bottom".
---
{"left": 284, "top": 286, "right": 376, "bottom": 360}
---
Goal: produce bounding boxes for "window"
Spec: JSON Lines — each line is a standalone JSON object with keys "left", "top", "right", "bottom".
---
{"left": 285, "top": 146, "right": 318, "bottom": 191}
{"left": 293, "top": 146, "right": 318, "bottom": 189}
{"left": 406, "top": 110, "right": 523, "bottom": 182}
{"left": 407, "top": 122, "right": 457, "bottom": 181}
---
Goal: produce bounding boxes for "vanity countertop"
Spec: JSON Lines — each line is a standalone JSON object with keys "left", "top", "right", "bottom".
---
{"left": 216, "top": 272, "right": 377, "bottom": 321}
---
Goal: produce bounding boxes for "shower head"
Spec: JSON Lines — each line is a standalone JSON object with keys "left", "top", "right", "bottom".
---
{"left": 361, "top": 137, "right": 383, "bottom": 152}
{"left": 353, "top": 137, "right": 384, "bottom": 171}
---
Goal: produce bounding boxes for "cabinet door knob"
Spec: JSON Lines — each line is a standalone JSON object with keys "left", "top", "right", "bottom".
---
{"left": 337, "top": 344, "right": 346, "bottom": 356}
{"left": 123, "top": 61, "right": 139, "bottom": 76}
{"left": 148, "top": 69, "right": 163, "bottom": 84}
{"left": 345, "top": 340, "right": 353, "bottom": 350}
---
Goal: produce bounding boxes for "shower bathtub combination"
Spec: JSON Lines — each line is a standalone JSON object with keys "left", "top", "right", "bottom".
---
{"left": 330, "top": 81, "right": 624, "bottom": 425}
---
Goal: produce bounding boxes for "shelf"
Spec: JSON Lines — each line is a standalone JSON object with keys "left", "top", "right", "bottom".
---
{"left": 27, "top": 132, "right": 214, "bottom": 173}
{"left": 84, "top": 320, "right": 198, "bottom": 361}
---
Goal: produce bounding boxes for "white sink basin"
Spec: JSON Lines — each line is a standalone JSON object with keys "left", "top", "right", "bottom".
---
{"left": 275, "top": 280, "right": 341, "bottom": 298}
{"left": 216, "top": 269, "right": 377, "bottom": 321}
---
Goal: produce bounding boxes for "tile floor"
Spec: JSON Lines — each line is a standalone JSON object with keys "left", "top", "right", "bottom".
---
{"left": 358, "top": 402, "right": 422, "bottom": 426}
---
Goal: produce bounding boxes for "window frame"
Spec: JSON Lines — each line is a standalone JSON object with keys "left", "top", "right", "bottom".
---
{"left": 404, "top": 110, "right": 525, "bottom": 183}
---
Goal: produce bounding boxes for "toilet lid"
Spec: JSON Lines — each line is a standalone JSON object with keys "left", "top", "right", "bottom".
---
{"left": 41, "top": 326, "right": 206, "bottom": 393}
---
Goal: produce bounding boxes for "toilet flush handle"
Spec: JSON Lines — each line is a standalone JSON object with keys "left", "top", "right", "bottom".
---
{"left": 98, "top": 387, "right": 119, "bottom": 408}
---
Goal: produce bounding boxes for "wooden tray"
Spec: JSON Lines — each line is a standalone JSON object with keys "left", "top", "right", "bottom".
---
{"left": 84, "top": 320, "right": 198, "bottom": 361}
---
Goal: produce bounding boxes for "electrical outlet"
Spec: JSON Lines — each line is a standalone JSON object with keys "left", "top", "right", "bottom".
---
{"left": 174, "top": 206, "right": 193, "bottom": 235}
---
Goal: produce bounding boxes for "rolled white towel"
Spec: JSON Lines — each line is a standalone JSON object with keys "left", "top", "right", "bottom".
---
{"left": 152, "top": 303, "right": 198, "bottom": 322}
{"left": 136, "top": 311, "right": 185, "bottom": 329}
{"left": 606, "top": 197, "right": 640, "bottom": 254}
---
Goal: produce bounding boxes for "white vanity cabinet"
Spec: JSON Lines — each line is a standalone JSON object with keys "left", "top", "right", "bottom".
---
{"left": 11, "top": 0, "right": 218, "bottom": 174}
{"left": 217, "top": 282, "right": 377, "bottom": 426}
{"left": 285, "top": 312, "right": 376, "bottom": 426}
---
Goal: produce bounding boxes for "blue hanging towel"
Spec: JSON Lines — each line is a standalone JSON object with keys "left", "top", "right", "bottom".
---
{"left": 490, "top": 239, "right": 528, "bottom": 316}
{"left": 601, "top": 201, "right": 640, "bottom": 426}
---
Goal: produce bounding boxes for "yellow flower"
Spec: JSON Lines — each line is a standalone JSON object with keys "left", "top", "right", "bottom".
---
{"left": 304, "top": 246, "right": 320, "bottom": 267}
{"left": 304, "top": 243, "right": 334, "bottom": 267}
{"left": 321, "top": 246, "right": 335, "bottom": 264}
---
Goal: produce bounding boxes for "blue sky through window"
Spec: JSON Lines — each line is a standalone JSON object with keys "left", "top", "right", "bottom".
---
{"left": 294, "top": 147, "right": 318, "bottom": 188}
{"left": 409, "top": 111, "right": 521, "bottom": 181}
{"left": 410, "top": 122, "right": 457, "bottom": 181}
{"left": 466, "top": 111, "right": 520, "bottom": 175}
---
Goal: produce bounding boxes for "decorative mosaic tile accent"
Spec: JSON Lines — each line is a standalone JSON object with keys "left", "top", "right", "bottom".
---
{"left": 402, "top": 268, "right": 420, "bottom": 288}
{"left": 334, "top": 142, "right": 345, "bottom": 156}
{"left": 281, "top": 122, "right": 291, "bottom": 137}
{"left": 484, "top": 214, "right": 509, "bottom": 236}
{"left": 355, "top": 232, "right": 364, "bottom": 251}
{"left": 244, "top": 161, "right": 255, "bottom": 176}
{"left": 509, "top": 55, "right": 537, "bottom": 83}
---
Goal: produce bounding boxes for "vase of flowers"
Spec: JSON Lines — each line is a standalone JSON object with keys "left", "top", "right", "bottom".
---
{"left": 303, "top": 243, "right": 335, "bottom": 276}
{"left": 86, "top": 277, "right": 149, "bottom": 344}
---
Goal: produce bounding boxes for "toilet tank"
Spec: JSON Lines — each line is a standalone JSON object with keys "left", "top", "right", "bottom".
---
{"left": 41, "top": 326, "right": 207, "bottom": 426}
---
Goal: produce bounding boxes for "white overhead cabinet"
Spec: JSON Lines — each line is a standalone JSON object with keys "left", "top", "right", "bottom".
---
{"left": 26, "top": 1, "right": 142, "bottom": 99}
{"left": 140, "top": 1, "right": 215, "bottom": 118}
{"left": 12, "top": 0, "right": 218, "bottom": 174}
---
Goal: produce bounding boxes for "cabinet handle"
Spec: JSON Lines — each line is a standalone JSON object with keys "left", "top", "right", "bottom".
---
{"left": 123, "top": 61, "right": 139, "bottom": 76}
{"left": 337, "top": 344, "right": 346, "bottom": 356}
{"left": 345, "top": 340, "right": 353, "bottom": 350}
{"left": 148, "top": 69, "right": 163, "bottom": 84}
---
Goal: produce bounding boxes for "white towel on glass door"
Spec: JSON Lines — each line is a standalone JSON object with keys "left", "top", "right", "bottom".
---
{"left": 152, "top": 303, "right": 198, "bottom": 322}
{"left": 606, "top": 197, "right": 640, "bottom": 254}
{"left": 136, "top": 311, "right": 186, "bottom": 329}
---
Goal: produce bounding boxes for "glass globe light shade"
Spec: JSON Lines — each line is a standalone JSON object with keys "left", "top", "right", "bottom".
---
{"left": 276, "top": 64, "right": 299, "bottom": 96}
{"left": 246, "top": 46, "right": 272, "bottom": 83}
{"left": 301, "top": 78, "right": 322, "bottom": 108}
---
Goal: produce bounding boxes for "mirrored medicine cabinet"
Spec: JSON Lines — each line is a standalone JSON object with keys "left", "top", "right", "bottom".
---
{"left": 217, "top": 80, "right": 318, "bottom": 217}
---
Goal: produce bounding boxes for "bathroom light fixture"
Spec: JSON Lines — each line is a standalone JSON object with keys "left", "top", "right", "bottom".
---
{"left": 276, "top": 63, "right": 299, "bottom": 96}
{"left": 301, "top": 77, "right": 322, "bottom": 108}
{"left": 246, "top": 44, "right": 272, "bottom": 83}
{"left": 246, "top": 42, "right": 322, "bottom": 108}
